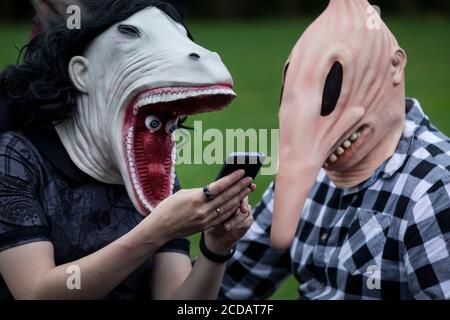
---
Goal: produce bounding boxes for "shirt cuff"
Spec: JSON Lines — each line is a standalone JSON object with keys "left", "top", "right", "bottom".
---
{"left": 0, "top": 226, "right": 51, "bottom": 252}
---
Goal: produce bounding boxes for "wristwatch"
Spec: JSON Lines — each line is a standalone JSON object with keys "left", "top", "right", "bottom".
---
{"left": 200, "top": 233, "right": 237, "bottom": 264}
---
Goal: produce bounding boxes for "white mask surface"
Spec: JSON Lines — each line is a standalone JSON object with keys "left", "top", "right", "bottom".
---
{"left": 56, "top": 6, "right": 236, "bottom": 216}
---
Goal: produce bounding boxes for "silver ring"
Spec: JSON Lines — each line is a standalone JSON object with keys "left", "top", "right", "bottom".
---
{"left": 203, "top": 185, "right": 216, "bottom": 201}
{"left": 215, "top": 207, "right": 221, "bottom": 217}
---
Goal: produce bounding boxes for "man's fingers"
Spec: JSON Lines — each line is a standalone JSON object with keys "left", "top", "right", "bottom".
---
{"left": 208, "top": 170, "right": 245, "bottom": 196}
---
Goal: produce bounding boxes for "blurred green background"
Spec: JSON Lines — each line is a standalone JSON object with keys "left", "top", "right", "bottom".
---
{"left": 0, "top": 1, "right": 449, "bottom": 300}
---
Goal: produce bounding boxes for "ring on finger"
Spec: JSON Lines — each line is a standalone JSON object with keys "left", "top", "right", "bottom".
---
{"left": 203, "top": 185, "right": 216, "bottom": 201}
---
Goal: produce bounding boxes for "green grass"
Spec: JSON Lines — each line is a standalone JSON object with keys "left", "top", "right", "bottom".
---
{"left": 1, "top": 17, "right": 449, "bottom": 299}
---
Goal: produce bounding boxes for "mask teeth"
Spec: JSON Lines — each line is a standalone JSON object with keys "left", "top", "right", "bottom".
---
{"left": 125, "top": 127, "right": 177, "bottom": 213}
{"left": 326, "top": 130, "right": 362, "bottom": 165}
{"left": 132, "top": 86, "right": 236, "bottom": 116}
{"left": 125, "top": 126, "right": 152, "bottom": 212}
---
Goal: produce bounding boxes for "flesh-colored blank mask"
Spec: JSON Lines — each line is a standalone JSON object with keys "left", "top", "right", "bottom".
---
{"left": 271, "top": 0, "right": 406, "bottom": 249}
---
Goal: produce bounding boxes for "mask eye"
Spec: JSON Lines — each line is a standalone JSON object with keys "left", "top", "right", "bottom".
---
{"left": 280, "top": 62, "right": 290, "bottom": 104}
{"left": 166, "top": 118, "right": 179, "bottom": 134}
{"left": 145, "top": 115, "right": 162, "bottom": 133}
{"left": 321, "top": 61, "right": 343, "bottom": 117}
{"left": 118, "top": 24, "right": 141, "bottom": 38}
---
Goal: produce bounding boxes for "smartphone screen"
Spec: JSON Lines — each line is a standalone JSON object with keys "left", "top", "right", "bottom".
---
{"left": 216, "top": 152, "right": 266, "bottom": 181}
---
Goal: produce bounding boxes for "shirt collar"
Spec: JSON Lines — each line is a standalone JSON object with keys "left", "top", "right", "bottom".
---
{"left": 21, "top": 125, "right": 96, "bottom": 183}
{"left": 342, "top": 98, "right": 425, "bottom": 195}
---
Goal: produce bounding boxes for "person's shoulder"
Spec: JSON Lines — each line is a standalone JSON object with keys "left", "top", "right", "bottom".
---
{"left": 0, "top": 131, "right": 43, "bottom": 168}
{"left": 0, "top": 130, "right": 32, "bottom": 149}
{"left": 404, "top": 99, "right": 450, "bottom": 182}
{"left": 408, "top": 135, "right": 450, "bottom": 183}
{"left": 402, "top": 102, "right": 450, "bottom": 215}
{"left": 411, "top": 126, "right": 450, "bottom": 176}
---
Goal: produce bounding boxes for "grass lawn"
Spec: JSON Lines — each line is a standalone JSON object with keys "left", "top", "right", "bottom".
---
{"left": 0, "top": 16, "right": 449, "bottom": 299}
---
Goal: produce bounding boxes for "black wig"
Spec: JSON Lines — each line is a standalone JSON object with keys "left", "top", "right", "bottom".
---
{"left": 0, "top": 0, "right": 190, "bottom": 131}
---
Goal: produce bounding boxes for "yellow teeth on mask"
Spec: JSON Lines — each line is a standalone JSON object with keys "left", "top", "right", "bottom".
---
{"left": 326, "top": 131, "right": 362, "bottom": 166}
{"left": 335, "top": 147, "right": 345, "bottom": 156}
{"left": 329, "top": 154, "right": 338, "bottom": 163}
{"left": 342, "top": 140, "right": 352, "bottom": 149}
{"left": 350, "top": 132, "right": 360, "bottom": 142}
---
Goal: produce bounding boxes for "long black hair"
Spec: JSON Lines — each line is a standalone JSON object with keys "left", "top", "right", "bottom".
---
{"left": 0, "top": 0, "right": 190, "bottom": 131}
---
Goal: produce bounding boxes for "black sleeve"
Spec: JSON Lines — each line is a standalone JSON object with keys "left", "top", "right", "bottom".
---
{"left": 156, "top": 238, "right": 191, "bottom": 257}
{"left": 0, "top": 133, "right": 50, "bottom": 252}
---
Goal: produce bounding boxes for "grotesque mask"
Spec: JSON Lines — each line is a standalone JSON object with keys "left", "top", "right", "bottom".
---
{"left": 56, "top": 5, "right": 236, "bottom": 215}
{"left": 272, "top": 0, "right": 407, "bottom": 249}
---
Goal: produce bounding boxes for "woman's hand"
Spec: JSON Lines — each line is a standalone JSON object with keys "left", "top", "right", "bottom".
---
{"left": 203, "top": 196, "right": 255, "bottom": 255}
{"left": 149, "top": 170, "right": 254, "bottom": 241}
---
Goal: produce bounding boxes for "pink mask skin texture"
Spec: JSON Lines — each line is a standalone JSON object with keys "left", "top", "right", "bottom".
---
{"left": 271, "top": 0, "right": 408, "bottom": 249}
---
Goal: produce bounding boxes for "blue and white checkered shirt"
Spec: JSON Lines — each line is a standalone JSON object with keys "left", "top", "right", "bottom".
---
{"left": 220, "top": 98, "right": 450, "bottom": 300}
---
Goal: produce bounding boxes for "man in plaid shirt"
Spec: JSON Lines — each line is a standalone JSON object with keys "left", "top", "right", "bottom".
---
{"left": 220, "top": 98, "right": 450, "bottom": 300}
{"left": 221, "top": 1, "right": 449, "bottom": 300}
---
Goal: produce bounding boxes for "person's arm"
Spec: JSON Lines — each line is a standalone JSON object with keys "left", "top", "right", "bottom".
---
{"left": 403, "top": 179, "right": 450, "bottom": 300}
{"left": 0, "top": 167, "right": 253, "bottom": 300}
{"left": 150, "top": 205, "right": 254, "bottom": 300}
{"left": 150, "top": 252, "right": 228, "bottom": 300}
{"left": 0, "top": 214, "right": 167, "bottom": 300}
{"left": 220, "top": 183, "right": 293, "bottom": 300}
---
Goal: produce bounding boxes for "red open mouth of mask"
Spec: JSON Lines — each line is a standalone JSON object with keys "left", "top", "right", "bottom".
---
{"left": 122, "top": 85, "right": 236, "bottom": 215}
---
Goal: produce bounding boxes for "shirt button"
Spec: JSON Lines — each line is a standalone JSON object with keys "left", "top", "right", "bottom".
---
{"left": 320, "top": 232, "right": 329, "bottom": 243}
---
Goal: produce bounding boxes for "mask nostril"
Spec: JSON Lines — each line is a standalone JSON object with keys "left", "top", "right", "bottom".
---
{"left": 189, "top": 53, "right": 201, "bottom": 60}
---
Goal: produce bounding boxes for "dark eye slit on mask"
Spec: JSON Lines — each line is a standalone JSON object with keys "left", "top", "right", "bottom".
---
{"left": 321, "top": 61, "right": 343, "bottom": 117}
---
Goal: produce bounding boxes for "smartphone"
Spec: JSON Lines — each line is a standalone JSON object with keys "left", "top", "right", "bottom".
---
{"left": 216, "top": 152, "right": 266, "bottom": 181}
